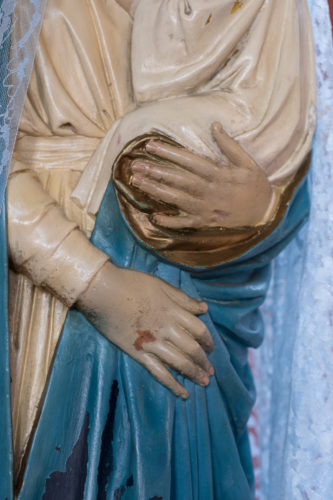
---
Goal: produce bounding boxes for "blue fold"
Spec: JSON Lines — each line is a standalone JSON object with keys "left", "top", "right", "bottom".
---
{"left": 12, "top": 176, "right": 310, "bottom": 500}
{"left": 0, "top": 202, "right": 13, "bottom": 500}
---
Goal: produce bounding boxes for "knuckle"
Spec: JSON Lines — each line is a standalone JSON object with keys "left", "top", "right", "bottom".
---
{"left": 189, "top": 343, "right": 202, "bottom": 359}
{"left": 165, "top": 373, "right": 177, "bottom": 387}
{"left": 197, "top": 323, "right": 208, "bottom": 337}
{"left": 154, "top": 172, "right": 163, "bottom": 182}
{"left": 183, "top": 366, "right": 196, "bottom": 380}
{"left": 180, "top": 356, "right": 195, "bottom": 373}
{"left": 142, "top": 342, "right": 155, "bottom": 354}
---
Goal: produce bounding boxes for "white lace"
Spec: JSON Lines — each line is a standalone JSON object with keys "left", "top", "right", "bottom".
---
{"left": 0, "top": 0, "right": 46, "bottom": 208}
{"left": 253, "top": 1, "right": 333, "bottom": 498}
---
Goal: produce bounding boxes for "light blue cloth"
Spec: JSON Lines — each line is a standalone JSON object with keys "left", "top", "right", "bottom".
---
{"left": 256, "top": 2, "right": 333, "bottom": 498}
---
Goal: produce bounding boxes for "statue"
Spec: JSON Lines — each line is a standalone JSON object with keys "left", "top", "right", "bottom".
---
{"left": 5, "top": 0, "right": 315, "bottom": 498}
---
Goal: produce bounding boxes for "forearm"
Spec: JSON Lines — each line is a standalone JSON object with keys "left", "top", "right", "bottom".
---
{"left": 7, "top": 168, "right": 109, "bottom": 307}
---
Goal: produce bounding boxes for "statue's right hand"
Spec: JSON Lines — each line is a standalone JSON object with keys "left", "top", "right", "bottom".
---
{"left": 77, "top": 261, "right": 214, "bottom": 398}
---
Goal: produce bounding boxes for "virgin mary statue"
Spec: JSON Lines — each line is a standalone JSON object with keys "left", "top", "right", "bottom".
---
{"left": 1, "top": 0, "right": 315, "bottom": 499}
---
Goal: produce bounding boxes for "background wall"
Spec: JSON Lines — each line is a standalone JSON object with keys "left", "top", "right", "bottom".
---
{"left": 250, "top": 2, "right": 333, "bottom": 498}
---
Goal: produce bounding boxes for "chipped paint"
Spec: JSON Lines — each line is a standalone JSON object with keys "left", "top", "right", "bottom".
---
{"left": 126, "top": 475, "right": 134, "bottom": 487}
{"left": 43, "top": 412, "right": 90, "bottom": 499}
{"left": 231, "top": 1, "right": 243, "bottom": 14}
{"left": 184, "top": 0, "right": 192, "bottom": 15}
{"left": 97, "top": 380, "right": 119, "bottom": 499}
{"left": 113, "top": 485, "right": 125, "bottom": 499}
{"left": 205, "top": 13, "right": 212, "bottom": 25}
{"left": 113, "top": 475, "right": 134, "bottom": 499}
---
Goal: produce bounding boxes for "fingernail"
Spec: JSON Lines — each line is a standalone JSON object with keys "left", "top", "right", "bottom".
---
{"left": 131, "top": 175, "right": 141, "bottom": 186}
{"left": 207, "top": 339, "right": 215, "bottom": 352}
{"left": 181, "top": 390, "right": 189, "bottom": 399}
{"left": 201, "top": 302, "right": 208, "bottom": 313}
{"left": 209, "top": 366, "right": 215, "bottom": 376}
{"left": 201, "top": 376, "right": 210, "bottom": 387}
{"left": 207, "top": 342, "right": 215, "bottom": 353}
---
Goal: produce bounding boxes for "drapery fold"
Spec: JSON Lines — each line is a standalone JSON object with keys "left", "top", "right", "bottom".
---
{"left": 74, "top": 0, "right": 315, "bottom": 221}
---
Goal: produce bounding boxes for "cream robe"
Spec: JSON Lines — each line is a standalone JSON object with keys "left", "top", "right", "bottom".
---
{"left": 74, "top": 0, "right": 316, "bottom": 216}
{"left": 8, "top": 0, "right": 132, "bottom": 481}
{"left": 7, "top": 0, "right": 316, "bottom": 483}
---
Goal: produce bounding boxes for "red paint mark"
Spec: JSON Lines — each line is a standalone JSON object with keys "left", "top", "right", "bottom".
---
{"left": 117, "top": 134, "right": 121, "bottom": 144}
{"left": 134, "top": 330, "right": 156, "bottom": 351}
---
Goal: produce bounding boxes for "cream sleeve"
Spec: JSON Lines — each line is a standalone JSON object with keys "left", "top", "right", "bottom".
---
{"left": 7, "top": 167, "right": 109, "bottom": 307}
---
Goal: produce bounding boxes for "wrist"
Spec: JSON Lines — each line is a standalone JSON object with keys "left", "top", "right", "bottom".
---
{"left": 76, "top": 260, "right": 118, "bottom": 314}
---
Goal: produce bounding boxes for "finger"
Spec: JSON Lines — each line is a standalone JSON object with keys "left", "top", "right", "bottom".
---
{"left": 167, "top": 325, "right": 215, "bottom": 374}
{"left": 152, "top": 213, "right": 201, "bottom": 230}
{"left": 211, "top": 122, "right": 256, "bottom": 169}
{"left": 140, "top": 352, "right": 189, "bottom": 398}
{"left": 146, "top": 141, "right": 216, "bottom": 179}
{"left": 131, "top": 174, "right": 194, "bottom": 211}
{"left": 173, "top": 309, "right": 215, "bottom": 353}
{"left": 132, "top": 160, "right": 202, "bottom": 195}
{"left": 146, "top": 340, "right": 211, "bottom": 387}
{"left": 162, "top": 284, "right": 208, "bottom": 315}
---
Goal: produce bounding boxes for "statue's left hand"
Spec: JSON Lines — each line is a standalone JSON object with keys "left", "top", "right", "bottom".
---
{"left": 131, "top": 122, "right": 273, "bottom": 229}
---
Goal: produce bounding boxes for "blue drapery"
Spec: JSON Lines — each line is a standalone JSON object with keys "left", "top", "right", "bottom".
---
{"left": 16, "top": 178, "right": 309, "bottom": 499}
{"left": 0, "top": 206, "right": 12, "bottom": 498}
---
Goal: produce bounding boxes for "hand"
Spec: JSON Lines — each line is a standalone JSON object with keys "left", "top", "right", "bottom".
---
{"left": 77, "top": 261, "right": 214, "bottom": 398}
{"left": 130, "top": 122, "right": 273, "bottom": 229}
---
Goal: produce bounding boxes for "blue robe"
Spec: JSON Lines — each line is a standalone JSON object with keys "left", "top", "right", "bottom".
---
{"left": 0, "top": 170, "right": 310, "bottom": 499}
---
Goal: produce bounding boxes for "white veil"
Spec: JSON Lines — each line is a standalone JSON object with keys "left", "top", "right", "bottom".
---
{"left": 253, "top": 1, "right": 333, "bottom": 497}
{"left": 0, "top": 0, "right": 46, "bottom": 208}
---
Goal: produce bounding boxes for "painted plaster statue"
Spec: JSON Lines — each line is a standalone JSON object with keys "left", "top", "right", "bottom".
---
{"left": 5, "top": 0, "right": 315, "bottom": 498}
